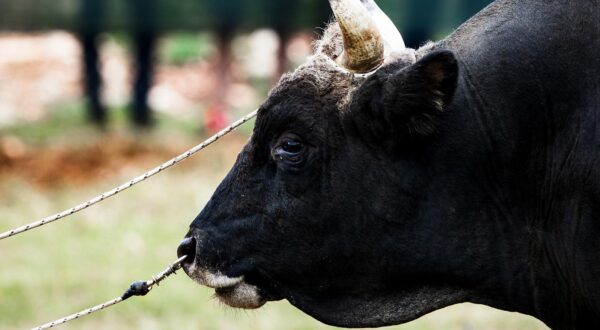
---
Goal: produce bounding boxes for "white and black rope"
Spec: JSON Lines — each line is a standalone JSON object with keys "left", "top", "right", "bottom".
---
{"left": 0, "top": 110, "right": 258, "bottom": 241}
{"left": 30, "top": 255, "right": 187, "bottom": 330}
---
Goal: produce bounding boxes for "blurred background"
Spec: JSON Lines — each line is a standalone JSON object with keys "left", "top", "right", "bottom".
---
{"left": 0, "top": 0, "right": 549, "bottom": 329}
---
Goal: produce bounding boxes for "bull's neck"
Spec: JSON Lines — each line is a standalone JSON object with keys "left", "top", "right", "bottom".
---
{"left": 413, "top": 147, "right": 538, "bottom": 318}
{"left": 436, "top": 66, "right": 600, "bottom": 329}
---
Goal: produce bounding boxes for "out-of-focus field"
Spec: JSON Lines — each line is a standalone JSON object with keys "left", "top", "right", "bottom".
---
{"left": 0, "top": 118, "right": 550, "bottom": 330}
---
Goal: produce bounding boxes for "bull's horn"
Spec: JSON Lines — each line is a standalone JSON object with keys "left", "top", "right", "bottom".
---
{"left": 329, "top": 0, "right": 384, "bottom": 73}
{"left": 360, "top": 0, "right": 405, "bottom": 53}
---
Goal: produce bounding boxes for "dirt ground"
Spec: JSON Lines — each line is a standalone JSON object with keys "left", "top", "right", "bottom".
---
{"left": 0, "top": 132, "right": 247, "bottom": 188}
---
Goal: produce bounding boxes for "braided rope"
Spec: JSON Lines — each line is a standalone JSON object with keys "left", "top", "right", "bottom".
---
{"left": 31, "top": 297, "right": 124, "bottom": 330}
{"left": 31, "top": 256, "right": 187, "bottom": 330}
{"left": 0, "top": 110, "right": 258, "bottom": 241}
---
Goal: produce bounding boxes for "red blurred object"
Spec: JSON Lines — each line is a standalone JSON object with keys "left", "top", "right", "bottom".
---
{"left": 204, "top": 104, "right": 229, "bottom": 133}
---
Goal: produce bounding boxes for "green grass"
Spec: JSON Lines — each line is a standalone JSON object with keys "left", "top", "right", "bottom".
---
{"left": 0, "top": 130, "right": 548, "bottom": 330}
{"left": 160, "top": 32, "right": 216, "bottom": 66}
{"left": 2, "top": 100, "right": 92, "bottom": 145}
{"left": 1, "top": 101, "right": 206, "bottom": 145}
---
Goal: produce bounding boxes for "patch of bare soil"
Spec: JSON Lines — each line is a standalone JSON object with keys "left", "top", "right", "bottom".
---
{"left": 0, "top": 133, "right": 246, "bottom": 188}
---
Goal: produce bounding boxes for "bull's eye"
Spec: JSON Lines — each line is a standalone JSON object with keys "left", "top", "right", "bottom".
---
{"left": 282, "top": 140, "right": 304, "bottom": 154}
{"left": 272, "top": 134, "right": 306, "bottom": 166}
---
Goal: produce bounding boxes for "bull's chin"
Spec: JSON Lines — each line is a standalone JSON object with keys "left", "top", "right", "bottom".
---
{"left": 214, "top": 282, "right": 267, "bottom": 309}
{"left": 283, "top": 285, "right": 469, "bottom": 328}
{"left": 183, "top": 263, "right": 267, "bottom": 309}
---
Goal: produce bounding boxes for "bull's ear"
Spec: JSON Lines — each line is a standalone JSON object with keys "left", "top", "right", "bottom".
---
{"left": 352, "top": 50, "right": 458, "bottom": 140}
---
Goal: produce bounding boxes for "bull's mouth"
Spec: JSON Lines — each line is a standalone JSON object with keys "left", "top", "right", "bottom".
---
{"left": 182, "top": 262, "right": 267, "bottom": 309}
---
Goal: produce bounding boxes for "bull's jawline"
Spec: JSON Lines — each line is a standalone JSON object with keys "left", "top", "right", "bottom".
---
{"left": 283, "top": 285, "right": 469, "bottom": 328}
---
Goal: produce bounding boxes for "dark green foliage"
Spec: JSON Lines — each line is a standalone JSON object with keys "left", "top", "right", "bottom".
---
{"left": 0, "top": 0, "right": 491, "bottom": 35}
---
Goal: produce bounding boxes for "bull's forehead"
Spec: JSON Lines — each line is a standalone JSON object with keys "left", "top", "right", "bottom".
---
{"left": 270, "top": 55, "right": 366, "bottom": 110}
{"left": 252, "top": 56, "right": 353, "bottom": 148}
{"left": 254, "top": 63, "right": 338, "bottom": 145}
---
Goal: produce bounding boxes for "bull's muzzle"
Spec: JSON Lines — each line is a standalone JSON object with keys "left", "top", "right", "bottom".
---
{"left": 177, "top": 234, "right": 266, "bottom": 309}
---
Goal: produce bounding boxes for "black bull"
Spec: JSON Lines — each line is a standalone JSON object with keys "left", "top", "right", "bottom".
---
{"left": 177, "top": 0, "right": 600, "bottom": 329}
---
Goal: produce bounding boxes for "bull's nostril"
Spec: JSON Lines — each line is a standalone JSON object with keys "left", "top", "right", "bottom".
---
{"left": 177, "top": 237, "right": 196, "bottom": 263}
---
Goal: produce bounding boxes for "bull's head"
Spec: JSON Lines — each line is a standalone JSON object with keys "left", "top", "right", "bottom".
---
{"left": 178, "top": 0, "right": 467, "bottom": 327}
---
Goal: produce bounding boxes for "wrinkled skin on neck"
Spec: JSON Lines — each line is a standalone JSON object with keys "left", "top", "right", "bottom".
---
{"left": 183, "top": 0, "right": 600, "bottom": 328}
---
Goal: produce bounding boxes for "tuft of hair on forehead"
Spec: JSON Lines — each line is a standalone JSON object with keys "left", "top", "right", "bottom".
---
{"left": 314, "top": 22, "right": 344, "bottom": 60}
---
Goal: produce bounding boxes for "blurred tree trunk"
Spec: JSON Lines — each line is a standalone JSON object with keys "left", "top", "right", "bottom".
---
{"left": 80, "top": 0, "right": 106, "bottom": 125}
{"left": 129, "top": 0, "right": 158, "bottom": 127}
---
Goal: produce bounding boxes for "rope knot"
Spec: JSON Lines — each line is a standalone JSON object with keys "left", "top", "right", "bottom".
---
{"left": 121, "top": 281, "right": 150, "bottom": 300}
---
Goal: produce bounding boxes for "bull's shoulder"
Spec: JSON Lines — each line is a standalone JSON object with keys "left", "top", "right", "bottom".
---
{"left": 430, "top": 0, "right": 599, "bottom": 113}
{"left": 441, "top": 0, "right": 600, "bottom": 70}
